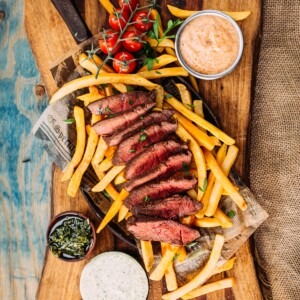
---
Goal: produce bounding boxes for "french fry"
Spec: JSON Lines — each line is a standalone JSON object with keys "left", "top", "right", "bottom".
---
{"left": 193, "top": 100, "right": 205, "bottom": 118}
{"left": 150, "top": 9, "right": 164, "bottom": 37}
{"left": 176, "top": 124, "right": 206, "bottom": 201}
{"left": 96, "top": 188, "right": 129, "bottom": 233}
{"left": 137, "top": 54, "right": 177, "bottom": 73}
{"left": 196, "top": 144, "right": 227, "bottom": 218}
{"left": 180, "top": 215, "right": 195, "bottom": 226}
{"left": 212, "top": 257, "right": 236, "bottom": 275}
{"left": 92, "top": 165, "right": 125, "bottom": 192}
{"left": 67, "top": 115, "right": 99, "bottom": 197}
{"left": 181, "top": 278, "right": 235, "bottom": 300}
{"left": 118, "top": 204, "right": 129, "bottom": 222}
{"left": 141, "top": 241, "right": 154, "bottom": 272}
{"left": 88, "top": 86, "right": 101, "bottom": 94}
{"left": 187, "top": 189, "right": 197, "bottom": 200}
{"left": 92, "top": 136, "right": 108, "bottom": 166}
{"left": 154, "top": 85, "right": 164, "bottom": 109}
{"left": 97, "top": 157, "right": 113, "bottom": 172}
{"left": 205, "top": 145, "right": 239, "bottom": 216}
{"left": 86, "top": 125, "right": 91, "bottom": 136}
{"left": 92, "top": 165, "right": 119, "bottom": 200}
{"left": 167, "top": 5, "right": 251, "bottom": 21}
{"left": 50, "top": 73, "right": 157, "bottom": 104}
{"left": 176, "top": 246, "right": 187, "bottom": 262}
{"left": 164, "top": 103, "right": 215, "bottom": 150}
{"left": 99, "top": 0, "right": 115, "bottom": 14}
{"left": 161, "top": 243, "right": 178, "bottom": 291}
{"left": 204, "top": 149, "right": 247, "bottom": 211}
{"left": 125, "top": 211, "right": 132, "bottom": 220}
{"left": 193, "top": 217, "right": 223, "bottom": 228}
{"left": 176, "top": 83, "right": 193, "bottom": 110}
{"left": 188, "top": 74, "right": 199, "bottom": 93}
{"left": 115, "top": 171, "right": 127, "bottom": 186}
{"left": 213, "top": 208, "right": 234, "bottom": 228}
{"left": 138, "top": 67, "right": 188, "bottom": 79}
{"left": 165, "top": 95, "right": 235, "bottom": 145}
{"left": 222, "top": 185, "right": 239, "bottom": 195}
{"left": 150, "top": 245, "right": 178, "bottom": 281}
{"left": 162, "top": 234, "right": 225, "bottom": 300}
{"left": 144, "top": 36, "right": 175, "bottom": 49}
{"left": 104, "top": 84, "right": 113, "bottom": 97}
{"left": 61, "top": 106, "right": 86, "bottom": 182}
{"left": 104, "top": 146, "right": 117, "bottom": 159}
{"left": 77, "top": 93, "right": 105, "bottom": 105}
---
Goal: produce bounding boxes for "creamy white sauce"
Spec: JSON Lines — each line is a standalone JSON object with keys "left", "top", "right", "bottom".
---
{"left": 80, "top": 252, "right": 149, "bottom": 300}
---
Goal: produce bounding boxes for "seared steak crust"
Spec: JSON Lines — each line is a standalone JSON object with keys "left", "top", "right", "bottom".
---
{"left": 124, "top": 140, "right": 188, "bottom": 180}
{"left": 127, "top": 215, "right": 200, "bottom": 245}
{"left": 124, "top": 175, "right": 197, "bottom": 209}
{"left": 92, "top": 103, "right": 155, "bottom": 135}
{"left": 104, "top": 110, "right": 174, "bottom": 146}
{"left": 112, "top": 120, "right": 178, "bottom": 165}
{"left": 132, "top": 195, "right": 203, "bottom": 219}
{"left": 124, "top": 150, "right": 192, "bottom": 192}
{"left": 88, "top": 90, "right": 156, "bottom": 115}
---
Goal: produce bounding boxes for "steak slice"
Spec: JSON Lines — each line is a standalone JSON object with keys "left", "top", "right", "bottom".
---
{"left": 88, "top": 90, "right": 156, "bottom": 115}
{"left": 112, "top": 120, "right": 178, "bottom": 165}
{"left": 127, "top": 215, "right": 200, "bottom": 245}
{"left": 132, "top": 195, "right": 203, "bottom": 219}
{"left": 125, "top": 140, "right": 188, "bottom": 180}
{"left": 124, "top": 150, "right": 192, "bottom": 192}
{"left": 104, "top": 110, "right": 174, "bottom": 146}
{"left": 124, "top": 175, "right": 197, "bottom": 209}
{"left": 92, "top": 103, "right": 155, "bottom": 136}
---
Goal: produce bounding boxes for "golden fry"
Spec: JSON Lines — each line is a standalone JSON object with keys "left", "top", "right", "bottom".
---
{"left": 193, "top": 100, "right": 204, "bottom": 118}
{"left": 187, "top": 189, "right": 197, "bottom": 200}
{"left": 92, "top": 165, "right": 125, "bottom": 192}
{"left": 144, "top": 36, "right": 175, "bottom": 48}
{"left": 61, "top": 106, "right": 86, "bottom": 182}
{"left": 118, "top": 204, "right": 129, "bottom": 222}
{"left": 162, "top": 234, "right": 225, "bottom": 300}
{"left": 67, "top": 115, "right": 99, "bottom": 197}
{"left": 77, "top": 93, "right": 105, "bottom": 105}
{"left": 176, "top": 246, "right": 187, "bottom": 262}
{"left": 180, "top": 215, "right": 195, "bottom": 226}
{"left": 97, "top": 157, "right": 113, "bottom": 172}
{"left": 92, "top": 136, "right": 108, "bottom": 166}
{"left": 181, "top": 278, "right": 235, "bottom": 300}
{"left": 175, "top": 83, "right": 193, "bottom": 110}
{"left": 137, "top": 54, "right": 177, "bottom": 72}
{"left": 193, "top": 217, "right": 223, "bottom": 228}
{"left": 212, "top": 257, "right": 236, "bottom": 275}
{"left": 99, "top": 0, "right": 115, "bottom": 14}
{"left": 86, "top": 125, "right": 91, "bottom": 136}
{"left": 154, "top": 85, "right": 164, "bottom": 109}
{"left": 205, "top": 145, "right": 239, "bottom": 216}
{"left": 204, "top": 149, "right": 247, "bottom": 211}
{"left": 104, "top": 146, "right": 117, "bottom": 159}
{"left": 150, "top": 9, "right": 164, "bottom": 37}
{"left": 161, "top": 243, "right": 178, "bottom": 291}
{"left": 96, "top": 188, "right": 129, "bottom": 233}
{"left": 165, "top": 95, "right": 235, "bottom": 145}
{"left": 138, "top": 67, "right": 188, "bottom": 79}
{"left": 213, "top": 208, "right": 234, "bottom": 228}
{"left": 114, "top": 170, "right": 127, "bottom": 185}
{"left": 189, "top": 74, "right": 199, "bottom": 93}
{"left": 141, "top": 241, "right": 154, "bottom": 272}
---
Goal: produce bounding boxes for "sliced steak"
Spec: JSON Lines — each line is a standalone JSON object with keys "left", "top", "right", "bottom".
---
{"left": 127, "top": 215, "right": 200, "bottom": 245}
{"left": 124, "top": 175, "right": 197, "bottom": 209}
{"left": 125, "top": 140, "right": 188, "bottom": 180}
{"left": 104, "top": 110, "right": 174, "bottom": 146}
{"left": 112, "top": 120, "right": 178, "bottom": 165}
{"left": 124, "top": 150, "right": 192, "bottom": 191}
{"left": 132, "top": 195, "right": 203, "bottom": 219}
{"left": 92, "top": 103, "right": 155, "bottom": 136}
{"left": 88, "top": 90, "right": 156, "bottom": 115}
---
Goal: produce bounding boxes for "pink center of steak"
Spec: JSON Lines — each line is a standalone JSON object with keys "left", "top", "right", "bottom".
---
{"left": 112, "top": 120, "right": 178, "bottom": 165}
{"left": 88, "top": 90, "right": 156, "bottom": 115}
{"left": 124, "top": 175, "right": 197, "bottom": 209}
{"left": 124, "top": 140, "right": 188, "bottom": 180}
{"left": 127, "top": 215, "right": 200, "bottom": 245}
{"left": 124, "top": 150, "right": 192, "bottom": 192}
{"left": 103, "top": 110, "right": 174, "bottom": 146}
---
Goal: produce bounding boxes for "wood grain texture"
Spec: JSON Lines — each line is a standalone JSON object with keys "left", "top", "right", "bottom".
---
{"left": 23, "top": 0, "right": 262, "bottom": 299}
{"left": 0, "top": 1, "right": 52, "bottom": 299}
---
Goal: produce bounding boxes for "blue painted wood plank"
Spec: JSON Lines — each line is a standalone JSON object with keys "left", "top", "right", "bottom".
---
{"left": 0, "top": 0, "right": 51, "bottom": 299}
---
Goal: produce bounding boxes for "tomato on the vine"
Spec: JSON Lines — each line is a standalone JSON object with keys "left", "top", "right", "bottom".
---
{"left": 109, "top": 8, "right": 129, "bottom": 31}
{"left": 118, "top": 0, "right": 138, "bottom": 13}
{"left": 98, "top": 30, "right": 121, "bottom": 55}
{"left": 113, "top": 51, "right": 136, "bottom": 74}
{"left": 132, "top": 11, "right": 153, "bottom": 32}
{"left": 122, "top": 30, "right": 143, "bottom": 52}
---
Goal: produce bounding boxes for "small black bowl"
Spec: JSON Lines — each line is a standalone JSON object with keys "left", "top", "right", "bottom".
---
{"left": 46, "top": 211, "right": 96, "bottom": 262}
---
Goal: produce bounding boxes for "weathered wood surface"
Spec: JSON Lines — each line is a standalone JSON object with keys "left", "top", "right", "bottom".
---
{"left": 0, "top": 1, "right": 52, "bottom": 299}
{"left": 24, "top": 0, "right": 262, "bottom": 299}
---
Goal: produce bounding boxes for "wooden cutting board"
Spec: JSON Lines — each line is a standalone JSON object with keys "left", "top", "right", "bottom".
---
{"left": 25, "top": 0, "right": 262, "bottom": 299}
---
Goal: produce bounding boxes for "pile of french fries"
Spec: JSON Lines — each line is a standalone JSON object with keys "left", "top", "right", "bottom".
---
{"left": 54, "top": 2, "right": 252, "bottom": 298}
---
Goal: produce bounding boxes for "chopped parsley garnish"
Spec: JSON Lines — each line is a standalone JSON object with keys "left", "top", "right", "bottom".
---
{"left": 140, "top": 133, "right": 147, "bottom": 141}
{"left": 198, "top": 178, "right": 208, "bottom": 192}
{"left": 139, "top": 116, "right": 144, "bottom": 120}
{"left": 130, "top": 149, "right": 136, "bottom": 153}
{"left": 173, "top": 253, "right": 180, "bottom": 261}
{"left": 129, "top": 99, "right": 134, "bottom": 105}
{"left": 165, "top": 93, "right": 172, "bottom": 99}
{"left": 63, "top": 118, "right": 75, "bottom": 124}
{"left": 182, "top": 162, "right": 190, "bottom": 175}
{"left": 105, "top": 107, "right": 112, "bottom": 112}
{"left": 108, "top": 115, "right": 114, "bottom": 118}
{"left": 126, "top": 86, "right": 134, "bottom": 92}
{"left": 144, "top": 196, "right": 150, "bottom": 202}
{"left": 227, "top": 210, "right": 236, "bottom": 219}
{"left": 185, "top": 241, "right": 198, "bottom": 249}
{"left": 185, "top": 104, "right": 195, "bottom": 109}
{"left": 140, "top": 128, "right": 145, "bottom": 133}
{"left": 156, "top": 71, "right": 161, "bottom": 74}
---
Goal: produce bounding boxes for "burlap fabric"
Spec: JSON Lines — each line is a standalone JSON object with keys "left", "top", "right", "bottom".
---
{"left": 250, "top": 1, "right": 300, "bottom": 299}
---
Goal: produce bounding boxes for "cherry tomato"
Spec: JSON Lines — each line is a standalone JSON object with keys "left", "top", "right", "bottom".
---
{"left": 113, "top": 51, "right": 136, "bottom": 74}
{"left": 122, "top": 30, "right": 143, "bottom": 52}
{"left": 109, "top": 8, "right": 129, "bottom": 31}
{"left": 118, "top": 0, "right": 138, "bottom": 13}
{"left": 98, "top": 30, "right": 121, "bottom": 55}
{"left": 132, "top": 11, "right": 153, "bottom": 32}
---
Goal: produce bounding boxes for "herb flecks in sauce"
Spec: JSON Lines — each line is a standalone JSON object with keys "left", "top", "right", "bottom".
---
{"left": 48, "top": 216, "right": 92, "bottom": 259}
